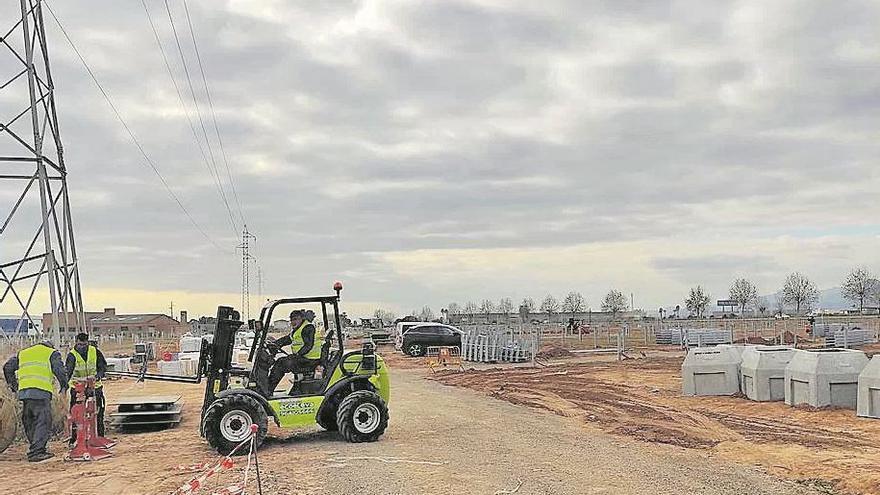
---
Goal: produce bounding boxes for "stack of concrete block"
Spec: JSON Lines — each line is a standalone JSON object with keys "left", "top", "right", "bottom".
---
{"left": 784, "top": 348, "right": 868, "bottom": 408}
{"left": 105, "top": 357, "right": 131, "bottom": 373}
{"left": 681, "top": 346, "right": 742, "bottom": 396}
{"left": 857, "top": 356, "right": 880, "bottom": 419}
{"left": 741, "top": 346, "right": 796, "bottom": 402}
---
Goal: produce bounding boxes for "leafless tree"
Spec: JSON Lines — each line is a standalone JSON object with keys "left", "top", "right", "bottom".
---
{"left": 521, "top": 297, "right": 536, "bottom": 314}
{"left": 782, "top": 272, "right": 819, "bottom": 315}
{"left": 447, "top": 302, "right": 461, "bottom": 316}
{"left": 601, "top": 289, "right": 628, "bottom": 320}
{"left": 498, "top": 297, "right": 514, "bottom": 323}
{"left": 729, "top": 278, "right": 758, "bottom": 316}
{"left": 480, "top": 299, "right": 495, "bottom": 322}
{"left": 562, "top": 291, "right": 586, "bottom": 319}
{"left": 757, "top": 297, "right": 768, "bottom": 317}
{"left": 418, "top": 306, "right": 435, "bottom": 321}
{"left": 842, "top": 267, "right": 878, "bottom": 314}
{"left": 373, "top": 308, "right": 396, "bottom": 324}
{"left": 540, "top": 294, "right": 559, "bottom": 323}
{"left": 685, "top": 285, "right": 711, "bottom": 318}
{"left": 464, "top": 301, "right": 479, "bottom": 319}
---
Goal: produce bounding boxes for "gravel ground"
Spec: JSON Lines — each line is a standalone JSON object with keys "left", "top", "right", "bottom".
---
{"left": 316, "top": 370, "right": 820, "bottom": 495}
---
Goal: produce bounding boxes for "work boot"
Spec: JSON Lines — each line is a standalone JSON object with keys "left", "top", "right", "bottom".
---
{"left": 28, "top": 452, "right": 54, "bottom": 462}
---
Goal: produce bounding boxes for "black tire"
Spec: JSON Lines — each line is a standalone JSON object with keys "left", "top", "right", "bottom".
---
{"left": 406, "top": 342, "right": 424, "bottom": 357}
{"left": 316, "top": 395, "right": 340, "bottom": 431}
{"left": 336, "top": 390, "right": 388, "bottom": 443}
{"left": 203, "top": 394, "right": 268, "bottom": 455}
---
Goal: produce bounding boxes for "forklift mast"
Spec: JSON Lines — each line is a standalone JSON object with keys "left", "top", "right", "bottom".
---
{"left": 200, "top": 306, "right": 242, "bottom": 416}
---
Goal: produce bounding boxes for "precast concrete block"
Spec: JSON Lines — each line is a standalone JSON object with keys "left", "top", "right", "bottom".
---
{"left": 857, "top": 355, "right": 880, "bottom": 419}
{"left": 784, "top": 348, "right": 868, "bottom": 409}
{"left": 740, "top": 346, "right": 796, "bottom": 402}
{"left": 681, "top": 346, "right": 741, "bottom": 396}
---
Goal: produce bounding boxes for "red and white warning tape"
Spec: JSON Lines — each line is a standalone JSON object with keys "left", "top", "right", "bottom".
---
{"left": 170, "top": 424, "right": 259, "bottom": 495}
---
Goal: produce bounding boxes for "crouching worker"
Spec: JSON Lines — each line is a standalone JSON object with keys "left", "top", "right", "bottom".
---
{"left": 3, "top": 340, "right": 68, "bottom": 462}
{"left": 66, "top": 332, "right": 107, "bottom": 441}
{"left": 266, "top": 309, "right": 321, "bottom": 394}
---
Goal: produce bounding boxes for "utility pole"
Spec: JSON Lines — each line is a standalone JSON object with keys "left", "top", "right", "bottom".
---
{"left": 169, "top": 300, "right": 174, "bottom": 318}
{"left": 236, "top": 226, "right": 256, "bottom": 321}
{"left": 1, "top": 1, "right": 84, "bottom": 345}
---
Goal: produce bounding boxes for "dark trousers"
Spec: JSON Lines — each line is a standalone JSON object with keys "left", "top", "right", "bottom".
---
{"left": 267, "top": 355, "right": 318, "bottom": 395}
{"left": 21, "top": 398, "right": 52, "bottom": 459}
{"left": 69, "top": 387, "right": 105, "bottom": 438}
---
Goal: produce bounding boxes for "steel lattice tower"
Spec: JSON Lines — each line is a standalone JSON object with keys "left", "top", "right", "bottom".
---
{"left": 1, "top": 0, "right": 84, "bottom": 344}
{"left": 237, "top": 226, "right": 256, "bottom": 321}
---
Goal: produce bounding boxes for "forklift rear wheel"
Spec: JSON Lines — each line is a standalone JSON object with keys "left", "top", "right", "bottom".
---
{"left": 336, "top": 390, "right": 388, "bottom": 443}
{"left": 203, "top": 394, "right": 268, "bottom": 455}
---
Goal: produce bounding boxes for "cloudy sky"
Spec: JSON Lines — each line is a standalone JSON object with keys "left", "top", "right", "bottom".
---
{"left": 2, "top": 0, "right": 879, "bottom": 319}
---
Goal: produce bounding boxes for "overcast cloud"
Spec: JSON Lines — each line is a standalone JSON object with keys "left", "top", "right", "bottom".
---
{"left": 2, "top": 0, "right": 879, "bottom": 317}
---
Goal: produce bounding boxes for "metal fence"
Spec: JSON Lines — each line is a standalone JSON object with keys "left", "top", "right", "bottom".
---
{"left": 460, "top": 326, "right": 540, "bottom": 363}
{"left": 825, "top": 328, "right": 877, "bottom": 348}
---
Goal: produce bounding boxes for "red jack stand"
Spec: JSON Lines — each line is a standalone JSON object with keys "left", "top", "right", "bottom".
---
{"left": 67, "top": 378, "right": 116, "bottom": 461}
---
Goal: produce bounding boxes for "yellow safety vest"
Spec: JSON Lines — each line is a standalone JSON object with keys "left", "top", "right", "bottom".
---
{"left": 16, "top": 344, "right": 55, "bottom": 394}
{"left": 70, "top": 345, "right": 102, "bottom": 389}
{"left": 290, "top": 321, "right": 321, "bottom": 359}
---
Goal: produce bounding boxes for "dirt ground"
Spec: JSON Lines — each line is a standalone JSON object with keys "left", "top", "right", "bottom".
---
{"left": 0, "top": 349, "right": 827, "bottom": 495}
{"left": 432, "top": 349, "right": 880, "bottom": 495}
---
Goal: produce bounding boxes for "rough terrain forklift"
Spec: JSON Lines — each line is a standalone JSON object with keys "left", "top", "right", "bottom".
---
{"left": 108, "top": 283, "right": 390, "bottom": 454}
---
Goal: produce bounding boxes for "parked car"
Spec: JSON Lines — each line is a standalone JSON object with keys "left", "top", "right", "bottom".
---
{"left": 394, "top": 321, "right": 427, "bottom": 349}
{"left": 400, "top": 324, "right": 462, "bottom": 357}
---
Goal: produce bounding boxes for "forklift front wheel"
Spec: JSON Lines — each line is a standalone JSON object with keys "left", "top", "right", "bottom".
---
{"left": 203, "top": 394, "right": 268, "bottom": 455}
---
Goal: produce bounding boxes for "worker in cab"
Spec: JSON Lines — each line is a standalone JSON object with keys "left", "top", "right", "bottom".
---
{"left": 2, "top": 340, "right": 68, "bottom": 462}
{"left": 65, "top": 332, "right": 108, "bottom": 440}
{"left": 266, "top": 309, "right": 321, "bottom": 394}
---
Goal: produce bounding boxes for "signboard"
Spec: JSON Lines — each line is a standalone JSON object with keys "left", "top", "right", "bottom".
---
{"left": 716, "top": 299, "right": 737, "bottom": 307}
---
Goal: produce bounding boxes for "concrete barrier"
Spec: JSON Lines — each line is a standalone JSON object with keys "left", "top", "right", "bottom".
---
{"left": 784, "top": 348, "right": 868, "bottom": 408}
{"left": 857, "top": 356, "right": 880, "bottom": 419}
{"left": 681, "top": 346, "right": 741, "bottom": 396}
{"left": 740, "top": 346, "right": 796, "bottom": 402}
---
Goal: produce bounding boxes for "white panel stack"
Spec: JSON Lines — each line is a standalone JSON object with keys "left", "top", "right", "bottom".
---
{"left": 857, "top": 356, "right": 880, "bottom": 419}
{"left": 179, "top": 336, "right": 203, "bottom": 353}
{"left": 681, "top": 346, "right": 742, "bottom": 396}
{"left": 105, "top": 357, "right": 132, "bottom": 373}
{"left": 740, "top": 346, "right": 796, "bottom": 402}
{"left": 784, "top": 349, "right": 868, "bottom": 408}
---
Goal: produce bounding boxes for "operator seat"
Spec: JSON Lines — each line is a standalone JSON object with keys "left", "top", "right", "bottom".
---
{"left": 286, "top": 334, "right": 333, "bottom": 396}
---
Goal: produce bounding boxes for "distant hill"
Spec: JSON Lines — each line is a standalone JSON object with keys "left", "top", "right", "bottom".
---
{"left": 761, "top": 287, "right": 851, "bottom": 311}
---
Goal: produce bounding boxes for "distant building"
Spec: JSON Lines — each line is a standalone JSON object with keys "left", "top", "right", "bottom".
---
{"left": 43, "top": 307, "right": 184, "bottom": 340}
{"left": 449, "top": 310, "right": 646, "bottom": 325}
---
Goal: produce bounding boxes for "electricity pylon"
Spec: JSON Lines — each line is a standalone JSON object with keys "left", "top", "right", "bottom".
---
{"left": 236, "top": 226, "right": 256, "bottom": 321}
{"left": 1, "top": 0, "right": 84, "bottom": 344}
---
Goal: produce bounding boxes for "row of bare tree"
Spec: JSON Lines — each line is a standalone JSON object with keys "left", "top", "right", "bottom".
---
{"left": 684, "top": 267, "right": 880, "bottom": 318}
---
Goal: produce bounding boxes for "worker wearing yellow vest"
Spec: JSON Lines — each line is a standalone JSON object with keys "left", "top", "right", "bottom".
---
{"left": 65, "top": 333, "right": 108, "bottom": 440}
{"left": 3, "top": 340, "right": 68, "bottom": 462}
{"left": 266, "top": 309, "right": 322, "bottom": 395}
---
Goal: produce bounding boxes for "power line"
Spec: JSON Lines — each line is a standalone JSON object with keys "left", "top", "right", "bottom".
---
{"left": 182, "top": 0, "right": 247, "bottom": 227}
{"left": 163, "top": 0, "right": 240, "bottom": 237}
{"left": 42, "top": 0, "right": 226, "bottom": 254}
{"left": 141, "top": 0, "right": 238, "bottom": 238}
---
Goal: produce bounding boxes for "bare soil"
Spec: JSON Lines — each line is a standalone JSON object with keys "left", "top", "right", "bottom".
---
{"left": 432, "top": 351, "right": 880, "bottom": 495}
{"left": 0, "top": 351, "right": 823, "bottom": 495}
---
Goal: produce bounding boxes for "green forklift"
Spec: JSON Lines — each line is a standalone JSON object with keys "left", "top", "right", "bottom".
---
{"left": 110, "top": 283, "right": 390, "bottom": 454}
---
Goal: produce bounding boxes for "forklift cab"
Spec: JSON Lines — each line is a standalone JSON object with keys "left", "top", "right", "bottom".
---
{"left": 248, "top": 283, "right": 347, "bottom": 398}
